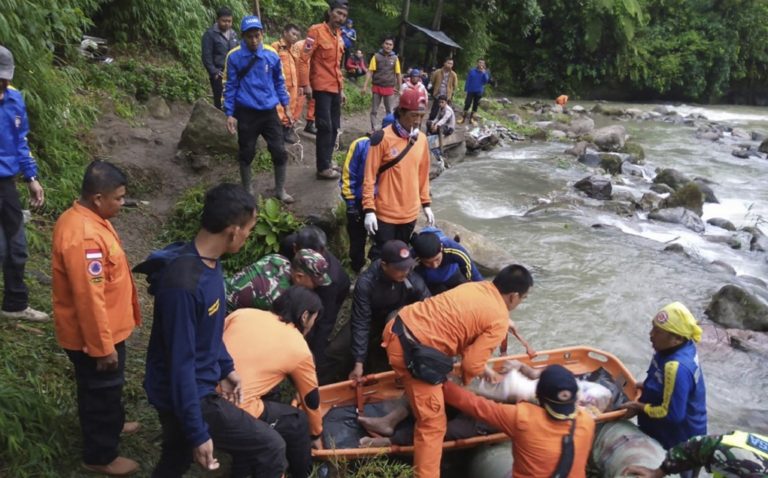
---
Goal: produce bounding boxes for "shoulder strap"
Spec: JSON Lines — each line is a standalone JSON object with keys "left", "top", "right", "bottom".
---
{"left": 377, "top": 137, "right": 416, "bottom": 180}
{"left": 551, "top": 418, "right": 577, "bottom": 478}
{"left": 237, "top": 53, "right": 260, "bottom": 81}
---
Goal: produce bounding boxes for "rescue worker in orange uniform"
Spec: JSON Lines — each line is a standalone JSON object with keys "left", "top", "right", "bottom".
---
{"left": 302, "top": 0, "right": 348, "bottom": 180}
{"left": 293, "top": 39, "right": 317, "bottom": 134}
{"left": 52, "top": 160, "right": 141, "bottom": 476}
{"left": 272, "top": 23, "right": 302, "bottom": 145}
{"left": 362, "top": 88, "right": 435, "bottom": 260}
{"left": 382, "top": 264, "right": 535, "bottom": 477}
{"left": 556, "top": 94, "right": 569, "bottom": 107}
{"left": 223, "top": 286, "right": 324, "bottom": 478}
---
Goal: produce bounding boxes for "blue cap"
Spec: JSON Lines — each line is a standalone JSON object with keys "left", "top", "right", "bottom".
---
{"left": 382, "top": 114, "right": 395, "bottom": 128}
{"left": 241, "top": 16, "right": 263, "bottom": 32}
{"left": 409, "top": 68, "right": 421, "bottom": 77}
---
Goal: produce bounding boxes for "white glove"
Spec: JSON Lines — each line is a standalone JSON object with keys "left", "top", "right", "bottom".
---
{"left": 364, "top": 212, "right": 378, "bottom": 235}
{"left": 424, "top": 206, "right": 435, "bottom": 226}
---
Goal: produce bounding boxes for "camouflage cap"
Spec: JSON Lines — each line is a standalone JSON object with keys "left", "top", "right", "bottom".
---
{"left": 294, "top": 249, "right": 332, "bottom": 286}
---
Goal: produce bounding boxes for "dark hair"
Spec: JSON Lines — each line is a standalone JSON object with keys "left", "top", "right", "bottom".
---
{"left": 283, "top": 23, "right": 300, "bottom": 33}
{"left": 412, "top": 232, "right": 441, "bottom": 259}
{"left": 272, "top": 286, "right": 323, "bottom": 333}
{"left": 295, "top": 225, "right": 327, "bottom": 252}
{"left": 279, "top": 232, "right": 298, "bottom": 259}
{"left": 444, "top": 57, "right": 454, "bottom": 63}
{"left": 216, "top": 7, "right": 233, "bottom": 18}
{"left": 200, "top": 183, "right": 256, "bottom": 233}
{"left": 493, "top": 264, "right": 533, "bottom": 295}
{"left": 382, "top": 36, "right": 395, "bottom": 44}
{"left": 437, "top": 95, "right": 448, "bottom": 102}
{"left": 81, "top": 160, "right": 127, "bottom": 198}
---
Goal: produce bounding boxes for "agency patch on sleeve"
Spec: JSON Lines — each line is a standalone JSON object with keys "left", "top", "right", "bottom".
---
{"left": 87, "top": 260, "right": 103, "bottom": 277}
{"left": 85, "top": 249, "right": 104, "bottom": 260}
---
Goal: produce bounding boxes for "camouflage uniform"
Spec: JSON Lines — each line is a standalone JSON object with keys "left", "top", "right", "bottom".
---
{"left": 226, "top": 254, "right": 292, "bottom": 311}
{"left": 660, "top": 431, "right": 768, "bottom": 477}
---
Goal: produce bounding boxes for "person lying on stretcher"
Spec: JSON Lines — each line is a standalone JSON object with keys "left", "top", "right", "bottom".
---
{"left": 357, "top": 360, "right": 612, "bottom": 447}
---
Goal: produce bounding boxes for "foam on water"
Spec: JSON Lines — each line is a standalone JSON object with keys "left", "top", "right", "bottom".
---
{"left": 674, "top": 105, "right": 768, "bottom": 124}
{"left": 458, "top": 197, "right": 528, "bottom": 219}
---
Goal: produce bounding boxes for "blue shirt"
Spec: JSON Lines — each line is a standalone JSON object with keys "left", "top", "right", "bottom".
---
{"left": 464, "top": 68, "right": 491, "bottom": 94}
{"left": 223, "top": 41, "right": 290, "bottom": 117}
{"left": 413, "top": 232, "right": 483, "bottom": 294}
{"left": 0, "top": 86, "right": 38, "bottom": 180}
{"left": 639, "top": 340, "right": 707, "bottom": 449}
{"left": 339, "top": 136, "right": 370, "bottom": 211}
{"left": 341, "top": 26, "right": 357, "bottom": 49}
{"left": 140, "top": 242, "right": 235, "bottom": 447}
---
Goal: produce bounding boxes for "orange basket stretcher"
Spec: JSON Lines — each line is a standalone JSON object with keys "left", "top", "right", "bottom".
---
{"left": 302, "top": 346, "right": 638, "bottom": 459}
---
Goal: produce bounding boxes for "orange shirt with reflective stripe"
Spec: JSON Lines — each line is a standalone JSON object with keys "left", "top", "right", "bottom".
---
{"left": 399, "top": 281, "right": 508, "bottom": 384}
{"left": 362, "top": 126, "right": 431, "bottom": 224}
{"left": 302, "top": 22, "right": 344, "bottom": 93}
{"left": 444, "top": 381, "right": 595, "bottom": 478}
{"left": 52, "top": 201, "right": 140, "bottom": 357}
{"left": 223, "top": 309, "right": 322, "bottom": 436}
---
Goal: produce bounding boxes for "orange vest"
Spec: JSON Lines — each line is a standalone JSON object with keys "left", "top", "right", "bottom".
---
{"left": 302, "top": 22, "right": 344, "bottom": 93}
{"left": 272, "top": 38, "right": 298, "bottom": 92}
{"left": 52, "top": 201, "right": 140, "bottom": 356}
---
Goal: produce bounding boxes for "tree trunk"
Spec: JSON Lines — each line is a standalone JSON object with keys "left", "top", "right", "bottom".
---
{"left": 253, "top": 0, "right": 261, "bottom": 18}
{"left": 399, "top": 0, "right": 411, "bottom": 62}
{"left": 428, "top": 0, "right": 444, "bottom": 67}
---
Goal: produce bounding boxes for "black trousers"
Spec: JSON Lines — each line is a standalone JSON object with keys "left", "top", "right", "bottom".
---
{"left": 346, "top": 209, "right": 367, "bottom": 273}
{"left": 260, "top": 400, "right": 313, "bottom": 478}
{"left": 152, "top": 395, "right": 287, "bottom": 478}
{"left": 0, "top": 178, "right": 28, "bottom": 312}
{"left": 368, "top": 219, "right": 416, "bottom": 261}
{"left": 209, "top": 74, "right": 224, "bottom": 110}
{"left": 464, "top": 92, "right": 483, "bottom": 113}
{"left": 235, "top": 107, "right": 287, "bottom": 167}
{"left": 428, "top": 97, "right": 441, "bottom": 121}
{"left": 313, "top": 91, "right": 341, "bottom": 172}
{"left": 65, "top": 341, "right": 127, "bottom": 466}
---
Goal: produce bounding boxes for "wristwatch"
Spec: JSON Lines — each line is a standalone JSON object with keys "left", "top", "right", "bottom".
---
{"left": 24, "top": 176, "right": 38, "bottom": 183}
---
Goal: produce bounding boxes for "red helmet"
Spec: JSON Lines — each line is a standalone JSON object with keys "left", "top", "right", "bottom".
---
{"left": 399, "top": 88, "right": 427, "bottom": 112}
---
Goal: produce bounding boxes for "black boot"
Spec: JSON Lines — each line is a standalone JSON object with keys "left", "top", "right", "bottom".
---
{"left": 304, "top": 121, "right": 317, "bottom": 135}
{"left": 239, "top": 162, "right": 253, "bottom": 196}
{"left": 284, "top": 126, "right": 299, "bottom": 144}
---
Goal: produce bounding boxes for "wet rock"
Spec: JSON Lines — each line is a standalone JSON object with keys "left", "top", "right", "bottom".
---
{"left": 507, "top": 113, "right": 523, "bottom": 125}
{"left": 618, "top": 142, "right": 646, "bottom": 164}
{"left": 550, "top": 130, "right": 567, "bottom": 139}
{"left": 705, "top": 284, "right": 768, "bottom": 331}
{"left": 574, "top": 175, "right": 612, "bottom": 200}
{"left": 603, "top": 200, "right": 635, "bottom": 216}
{"left": 650, "top": 183, "right": 675, "bottom": 195}
{"left": 625, "top": 108, "right": 644, "bottom": 118}
{"left": 731, "top": 128, "right": 752, "bottom": 140}
{"left": 599, "top": 154, "right": 623, "bottom": 175}
{"left": 707, "top": 218, "right": 736, "bottom": 231}
{"left": 640, "top": 191, "right": 664, "bottom": 211}
{"left": 552, "top": 104, "right": 564, "bottom": 114}
{"left": 738, "top": 275, "right": 767, "bottom": 288}
{"left": 429, "top": 152, "right": 446, "bottom": 180}
{"left": 612, "top": 185, "right": 644, "bottom": 204}
{"left": 691, "top": 178, "right": 719, "bottom": 203}
{"left": 529, "top": 128, "right": 548, "bottom": 141}
{"left": 592, "top": 125, "right": 627, "bottom": 151}
{"left": 697, "top": 131, "right": 721, "bottom": 142}
{"left": 731, "top": 149, "right": 760, "bottom": 159}
{"left": 664, "top": 243, "right": 688, "bottom": 255}
{"left": 565, "top": 141, "right": 598, "bottom": 157}
{"left": 179, "top": 99, "right": 238, "bottom": 156}
{"left": 759, "top": 138, "right": 768, "bottom": 154}
{"left": 743, "top": 226, "right": 768, "bottom": 252}
{"left": 578, "top": 150, "right": 601, "bottom": 167}
{"left": 433, "top": 220, "right": 516, "bottom": 276}
{"left": 147, "top": 96, "right": 171, "bottom": 119}
{"left": 710, "top": 260, "right": 737, "bottom": 275}
{"left": 751, "top": 131, "right": 766, "bottom": 142}
{"left": 661, "top": 182, "right": 705, "bottom": 216}
{"left": 621, "top": 162, "right": 649, "bottom": 178}
{"left": 653, "top": 168, "right": 690, "bottom": 190}
{"left": 649, "top": 207, "right": 705, "bottom": 232}
{"left": 653, "top": 105, "right": 671, "bottom": 115}
{"left": 568, "top": 116, "right": 595, "bottom": 136}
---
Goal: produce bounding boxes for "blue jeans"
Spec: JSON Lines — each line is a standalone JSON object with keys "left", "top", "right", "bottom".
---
{"left": 0, "top": 178, "right": 28, "bottom": 312}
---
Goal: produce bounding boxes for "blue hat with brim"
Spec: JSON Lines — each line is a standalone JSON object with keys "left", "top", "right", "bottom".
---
{"left": 241, "top": 16, "right": 263, "bottom": 33}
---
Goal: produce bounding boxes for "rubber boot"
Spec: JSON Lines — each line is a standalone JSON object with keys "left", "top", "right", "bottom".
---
{"left": 239, "top": 162, "right": 253, "bottom": 196}
{"left": 458, "top": 111, "right": 467, "bottom": 124}
{"left": 274, "top": 163, "right": 294, "bottom": 204}
{"left": 469, "top": 112, "right": 476, "bottom": 125}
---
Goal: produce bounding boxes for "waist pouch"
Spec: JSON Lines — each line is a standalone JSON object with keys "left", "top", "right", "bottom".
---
{"left": 393, "top": 317, "right": 453, "bottom": 385}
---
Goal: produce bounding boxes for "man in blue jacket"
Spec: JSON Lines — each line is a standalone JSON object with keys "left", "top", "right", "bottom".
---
{"left": 0, "top": 46, "right": 47, "bottom": 323}
{"left": 137, "top": 184, "right": 289, "bottom": 478}
{"left": 201, "top": 7, "right": 238, "bottom": 110}
{"left": 339, "top": 114, "right": 395, "bottom": 273}
{"left": 411, "top": 228, "right": 483, "bottom": 295}
{"left": 224, "top": 16, "right": 294, "bottom": 203}
{"left": 459, "top": 59, "right": 491, "bottom": 125}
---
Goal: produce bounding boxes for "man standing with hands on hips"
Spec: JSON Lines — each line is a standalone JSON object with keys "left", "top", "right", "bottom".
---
{"left": 0, "top": 46, "right": 48, "bottom": 322}
{"left": 224, "top": 16, "right": 294, "bottom": 203}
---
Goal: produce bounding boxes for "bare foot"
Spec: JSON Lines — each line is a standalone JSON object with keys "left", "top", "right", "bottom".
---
{"left": 359, "top": 436, "right": 393, "bottom": 447}
{"left": 357, "top": 415, "right": 396, "bottom": 437}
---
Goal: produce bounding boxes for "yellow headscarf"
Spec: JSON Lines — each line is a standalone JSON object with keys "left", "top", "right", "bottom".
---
{"left": 652, "top": 302, "right": 702, "bottom": 343}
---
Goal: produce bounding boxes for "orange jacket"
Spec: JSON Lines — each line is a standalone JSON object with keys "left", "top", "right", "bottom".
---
{"left": 223, "top": 309, "right": 322, "bottom": 436}
{"left": 52, "top": 201, "right": 140, "bottom": 356}
{"left": 302, "top": 22, "right": 344, "bottom": 93}
{"left": 556, "top": 95, "right": 569, "bottom": 106}
{"left": 293, "top": 40, "right": 310, "bottom": 88}
{"left": 399, "top": 281, "right": 508, "bottom": 384}
{"left": 362, "top": 125, "right": 431, "bottom": 224}
{"left": 444, "top": 381, "right": 595, "bottom": 478}
{"left": 272, "top": 38, "right": 298, "bottom": 92}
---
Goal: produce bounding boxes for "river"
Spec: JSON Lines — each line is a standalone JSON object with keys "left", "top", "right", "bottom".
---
{"left": 430, "top": 101, "right": 768, "bottom": 437}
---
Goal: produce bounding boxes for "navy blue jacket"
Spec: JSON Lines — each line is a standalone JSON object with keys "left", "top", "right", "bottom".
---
{"left": 0, "top": 86, "right": 38, "bottom": 180}
{"left": 136, "top": 242, "right": 234, "bottom": 447}
{"left": 413, "top": 229, "right": 483, "bottom": 295}
{"left": 464, "top": 68, "right": 491, "bottom": 94}
{"left": 639, "top": 340, "right": 707, "bottom": 449}
{"left": 223, "top": 41, "right": 290, "bottom": 117}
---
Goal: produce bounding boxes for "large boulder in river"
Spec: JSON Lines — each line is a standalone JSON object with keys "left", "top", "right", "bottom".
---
{"left": 565, "top": 141, "right": 598, "bottom": 157}
{"left": 661, "top": 182, "right": 705, "bottom": 216}
{"left": 618, "top": 142, "right": 646, "bottom": 164}
{"left": 568, "top": 116, "right": 595, "bottom": 136}
{"left": 650, "top": 183, "right": 675, "bottom": 195}
{"left": 432, "top": 220, "right": 515, "bottom": 276}
{"left": 649, "top": 207, "right": 705, "bottom": 232}
{"left": 705, "top": 285, "right": 768, "bottom": 331}
{"left": 707, "top": 218, "right": 736, "bottom": 231}
{"left": 178, "top": 99, "right": 238, "bottom": 156}
{"left": 591, "top": 125, "right": 627, "bottom": 151}
{"left": 653, "top": 168, "right": 690, "bottom": 190}
{"left": 742, "top": 226, "right": 768, "bottom": 252}
{"left": 692, "top": 178, "right": 719, "bottom": 203}
{"left": 759, "top": 139, "right": 768, "bottom": 154}
{"left": 599, "top": 154, "right": 623, "bottom": 175}
{"left": 574, "top": 175, "right": 612, "bottom": 200}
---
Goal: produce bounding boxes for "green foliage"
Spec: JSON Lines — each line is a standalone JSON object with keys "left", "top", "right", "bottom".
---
{"left": 343, "top": 80, "right": 372, "bottom": 114}
{"left": 313, "top": 456, "right": 413, "bottom": 478}
{"left": 162, "top": 186, "right": 301, "bottom": 273}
